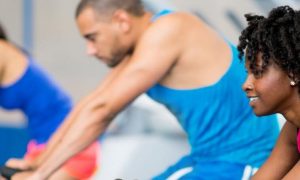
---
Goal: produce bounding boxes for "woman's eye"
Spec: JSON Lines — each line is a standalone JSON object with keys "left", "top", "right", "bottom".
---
{"left": 253, "top": 71, "right": 263, "bottom": 78}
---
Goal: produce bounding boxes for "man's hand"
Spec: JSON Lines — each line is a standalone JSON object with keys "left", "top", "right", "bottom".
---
{"left": 0, "top": 158, "right": 36, "bottom": 180}
{"left": 11, "top": 171, "right": 37, "bottom": 180}
{"left": 5, "top": 159, "right": 33, "bottom": 171}
{"left": 0, "top": 166, "right": 23, "bottom": 180}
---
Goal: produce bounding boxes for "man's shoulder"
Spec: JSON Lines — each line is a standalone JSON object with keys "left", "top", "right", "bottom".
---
{"left": 145, "top": 12, "right": 191, "bottom": 36}
{"left": 152, "top": 11, "right": 192, "bottom": 25}
{"left": 150, "top": 11, "right": 202, "bottom": 33}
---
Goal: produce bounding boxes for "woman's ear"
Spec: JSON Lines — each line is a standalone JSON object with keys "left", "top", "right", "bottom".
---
{"left": 290, "top": 80, "right": 296, "bottom": 86}
{"left": 111, "top": 10, "right": 131, "bottom": 33}
{"left": 288, "top": 72, "right": 299, "bottom": 86}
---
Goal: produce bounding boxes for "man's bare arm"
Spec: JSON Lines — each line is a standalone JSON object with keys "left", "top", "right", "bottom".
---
{"left": 30, "top": 56, "right": 131, "bottom": 168}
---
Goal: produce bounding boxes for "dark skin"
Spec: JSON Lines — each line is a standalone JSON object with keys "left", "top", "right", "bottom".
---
{"left": 243, "top": 55, "right": 300, "bottom": 179}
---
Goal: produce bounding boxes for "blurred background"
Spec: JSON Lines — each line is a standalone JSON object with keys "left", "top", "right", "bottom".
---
{"left": 0, "top": 0, "right": 298, "bottom": 179}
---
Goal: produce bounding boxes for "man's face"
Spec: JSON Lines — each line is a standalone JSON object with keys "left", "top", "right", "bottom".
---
{"left": 242, "top": 52, "right": 295, "bottom": 116}
{"left": 76, "top": 7, "right": 128, "bottom": 67}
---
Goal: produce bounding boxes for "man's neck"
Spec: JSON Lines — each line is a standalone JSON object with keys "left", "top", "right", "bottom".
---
{"left": 131, "top": 12, "right": 153, "bottom": 42}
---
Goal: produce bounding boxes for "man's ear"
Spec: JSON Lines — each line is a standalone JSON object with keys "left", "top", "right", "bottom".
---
{"left": 111, "top": 10, "right": 131, "bottom": 33}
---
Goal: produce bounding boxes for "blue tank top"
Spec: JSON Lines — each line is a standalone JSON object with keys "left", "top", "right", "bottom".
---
{"left": 0, "top": 57, "right": 72, "bottom": 144}
{"left": 151, "top": 9, "right": 173, "bottom": 21}
{"left": 146, "top": 42, "right": 279, "bottom": 167}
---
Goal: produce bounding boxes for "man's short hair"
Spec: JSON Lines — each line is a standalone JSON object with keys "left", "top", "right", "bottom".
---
{"left": 0, "top": 23, "right": 7, "bottom": 40}
{"left": 75, "top": 0, "right": 145, "bottom": 18}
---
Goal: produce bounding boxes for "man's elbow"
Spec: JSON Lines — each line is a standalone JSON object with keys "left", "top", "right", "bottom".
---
{"left": 80, "top": 99, "right": 116, "bottom": 130}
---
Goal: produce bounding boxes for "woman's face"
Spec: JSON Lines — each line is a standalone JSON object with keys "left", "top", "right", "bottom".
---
{"left": 242, "top": 52, "right": 296, "bottom": 116}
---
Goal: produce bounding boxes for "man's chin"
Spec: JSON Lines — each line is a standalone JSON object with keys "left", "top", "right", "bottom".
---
{"left": 107, "top": 59, "right": 122, "bottom": 68}
{"left": 107, "top": 63, "right": 118, "bottom": 68}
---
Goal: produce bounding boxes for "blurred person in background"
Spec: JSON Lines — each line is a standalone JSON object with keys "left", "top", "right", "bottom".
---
{"left": 0, "top": 23, "right": 99, "bottom": 180}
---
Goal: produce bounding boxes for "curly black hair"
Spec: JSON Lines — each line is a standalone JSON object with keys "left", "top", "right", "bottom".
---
{"left": 238, "top": 5, "right": 300, "bottom": 91}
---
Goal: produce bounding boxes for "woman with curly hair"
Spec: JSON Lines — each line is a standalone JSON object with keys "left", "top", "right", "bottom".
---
{"left": 238, "top": 5, "right": 300, "bottom": 179}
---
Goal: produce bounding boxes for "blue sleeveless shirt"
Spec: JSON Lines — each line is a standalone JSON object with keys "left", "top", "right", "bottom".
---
{"left": 0, "top": 57, "right": 72, "bottom": 144}
{"left": 146, "top": 37, "right": 279, "bottom": 167}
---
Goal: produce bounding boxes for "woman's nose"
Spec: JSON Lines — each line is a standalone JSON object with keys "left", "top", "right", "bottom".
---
{"left": 242, "top": 76, "right": 254, "bottom": 92}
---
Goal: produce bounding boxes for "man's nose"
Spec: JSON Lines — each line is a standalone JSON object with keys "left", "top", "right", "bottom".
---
{"left": 86, "top": 42, "right": 97, "bottom": 56}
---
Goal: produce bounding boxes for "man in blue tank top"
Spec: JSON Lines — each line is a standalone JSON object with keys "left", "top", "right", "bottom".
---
{"left": 7, "top": 0, "right": 279, "bottom": 179}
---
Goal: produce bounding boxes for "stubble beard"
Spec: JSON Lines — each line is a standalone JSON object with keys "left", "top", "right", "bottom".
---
{"left": 107, "top": 47, "right": 133, "bottom": 68}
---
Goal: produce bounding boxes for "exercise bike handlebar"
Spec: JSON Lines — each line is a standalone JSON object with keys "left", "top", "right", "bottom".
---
{"left": 0, "top": 166, "right": 23, "bottom": 180}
